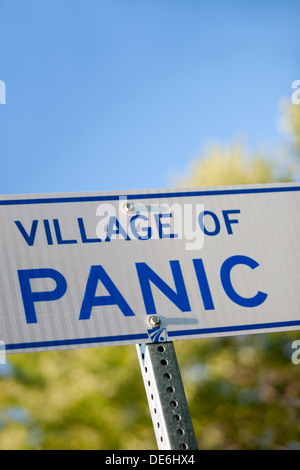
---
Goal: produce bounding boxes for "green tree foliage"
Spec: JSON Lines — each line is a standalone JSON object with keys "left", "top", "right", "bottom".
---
{"left": 0, "top": 347, "right": 155, "bottom": 449}
{"left": 178, "top": 141, "right": 292, "bottom": 188}
{"left": 0, "top": 104, "right": 299, "bottom": 450}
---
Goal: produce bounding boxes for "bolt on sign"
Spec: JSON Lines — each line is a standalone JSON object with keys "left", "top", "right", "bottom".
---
{"left": 0, "top": 182, "right": 300, "bottom": 354}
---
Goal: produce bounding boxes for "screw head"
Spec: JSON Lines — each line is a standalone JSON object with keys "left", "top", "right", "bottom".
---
{"left": 123, "top": 202, "right": 135, "bottom": 214}
{"left": 148, "top": 315, "right": 161, "bottom": 328}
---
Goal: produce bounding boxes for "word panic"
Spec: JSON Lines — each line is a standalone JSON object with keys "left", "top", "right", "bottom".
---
{"left": 17, "top": 255, "right": 267, "bottom": 324}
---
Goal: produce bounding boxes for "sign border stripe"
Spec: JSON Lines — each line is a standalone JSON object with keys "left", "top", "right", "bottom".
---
{"left": 168, "top": 320, "right": 300, "bottom": 338}
{"left": 1, "top": 185, "right": 300, "bottom": 206}
{"left": 5, "top": 333, "right": 149, "bottom": 351}
{"left": 4, "top": 320, "right": 300, "bottom": 351}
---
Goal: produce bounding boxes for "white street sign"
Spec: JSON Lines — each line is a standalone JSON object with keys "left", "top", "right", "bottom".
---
{"left": 1, "top": 182, "right": 300, "bottom": 353}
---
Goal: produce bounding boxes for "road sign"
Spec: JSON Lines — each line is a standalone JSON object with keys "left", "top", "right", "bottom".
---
{"left": 1, "top": 182, "right": 300, "bottom": 354}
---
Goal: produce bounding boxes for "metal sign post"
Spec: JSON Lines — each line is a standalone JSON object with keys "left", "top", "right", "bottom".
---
{"left": 136, "top": 317, "right": 198, "bottom": 450}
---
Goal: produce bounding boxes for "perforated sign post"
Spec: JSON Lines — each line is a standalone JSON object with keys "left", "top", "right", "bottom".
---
{"left": 1, "top": 182, "right": 300, "bottom": 449}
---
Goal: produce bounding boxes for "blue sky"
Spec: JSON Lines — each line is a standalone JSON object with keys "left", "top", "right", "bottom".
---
{"left": 0, "top": 0, "right": 299, "bottom": 195}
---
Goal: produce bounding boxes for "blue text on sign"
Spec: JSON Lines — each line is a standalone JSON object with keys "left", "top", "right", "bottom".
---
{"left": 17, "top": 256, "right": 268, "bottom": 324}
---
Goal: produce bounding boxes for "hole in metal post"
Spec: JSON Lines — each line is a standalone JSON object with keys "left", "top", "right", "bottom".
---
{"left": 170, "top": 400, "right": 178, "bottom": 408}
{"left": 160, "top": 359, "right": 168, "bottom": 366}
{"left": 179, "top": 443, "right": 188, "bottom": 450}
{"left": 173, "top": 414, "right": 181, "bottom": 422}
